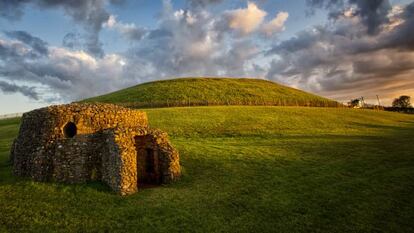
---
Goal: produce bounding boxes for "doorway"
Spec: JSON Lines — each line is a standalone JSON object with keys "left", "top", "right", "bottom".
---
{"left": 135, "top": 135, "right": 160, "bottom": 186}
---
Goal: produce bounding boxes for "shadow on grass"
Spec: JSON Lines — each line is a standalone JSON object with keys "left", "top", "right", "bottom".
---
{"left": 181, "top": 125, "right": 414, "bottom": 232}
{"left": 351, "top": 121, "right": 414, "bottom": 131}
{"left": 0, "top": 120, "right": 413, "bottom": 232}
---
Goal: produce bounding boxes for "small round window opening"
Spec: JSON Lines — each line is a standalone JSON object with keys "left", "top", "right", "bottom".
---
{"left": 63, "top": 122, "right": 77, "bottom": 138}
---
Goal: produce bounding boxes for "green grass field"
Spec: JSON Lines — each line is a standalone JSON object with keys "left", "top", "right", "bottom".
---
{"left": 1, "top": 106, "right": 414, "bottom": 232}
{"left": 83, "top": 78, "right": 340, "bottom": 108}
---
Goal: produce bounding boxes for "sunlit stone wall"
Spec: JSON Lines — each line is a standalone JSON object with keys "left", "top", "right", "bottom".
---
{"left": 11, "top": 103, "right": 180, "bottom": 195}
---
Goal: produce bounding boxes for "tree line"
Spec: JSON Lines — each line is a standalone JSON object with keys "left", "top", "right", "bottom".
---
{"left": 348, "top": 95, "right": 412, "bottom": 108}
{"left": 348, "top": 95, "right": 413, "bottom": 114}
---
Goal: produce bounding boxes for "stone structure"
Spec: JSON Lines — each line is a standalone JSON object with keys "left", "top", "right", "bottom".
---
{"left": 10, "top": 103, "right": 180, "bottom": 195}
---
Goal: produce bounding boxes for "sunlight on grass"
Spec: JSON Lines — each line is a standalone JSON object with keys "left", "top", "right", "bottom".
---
{"left": 83, "top": 78, "right": 340, "bottom": 108}
{"left": 0, "top": 107, "right": 413, "bottom": 232}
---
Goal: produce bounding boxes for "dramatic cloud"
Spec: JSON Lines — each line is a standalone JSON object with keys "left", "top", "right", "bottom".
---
{"left": 381, "top": 3, "right": 414, "bottom": 50}
{"left": 0, "top": 36, "right": 46, "bottom": 61}
{"left": 307, "top": 0, "right": 392, "bottom": 34}
{"left": 129, "top": 1, "right": 277, "bottom": 78}
{"left": 0, "top": 35, "right": 132, "bottom": 101}
{"left": 266, "top": 2, "right": 414, "bottom": 104}
{"left": 0, "top": 0, "right": 288, "bottom": 101}
{"left": 1, "top": 1, "right": 278, "bottom": 102}
{"left": 4, "top": 30, "right": 48, "bottom": 55}
{"left": 0, "top": 0, "right": 119, "bottom": 57}
{"left": 1, "top": 0, "right": 412, "bottom": 106}
{"left": 0, "top": 80, "right": 39, "bottom": 100}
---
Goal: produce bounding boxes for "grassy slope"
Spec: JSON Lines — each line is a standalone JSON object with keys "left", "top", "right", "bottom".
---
{"left": 83, "top": 78, "right": 340, "bottom": 108}
{"left": 1, "top": 107, "right": 414, "bottom": 232}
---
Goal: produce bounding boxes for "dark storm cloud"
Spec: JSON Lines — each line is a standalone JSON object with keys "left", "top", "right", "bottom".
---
{"left": 4, "top": 30, "right": 48, "bottom": 55}
{"left": 349, "top": 0, "right": 391, "bottom": 34}
{"left": 381, "top": 2, "right": 414, "bottom": 50}
{"left": 307, "top": 0, "right": 392, "bottom": 34}
{"left": 0, "top": 80, "right": 39, "bottom": 100}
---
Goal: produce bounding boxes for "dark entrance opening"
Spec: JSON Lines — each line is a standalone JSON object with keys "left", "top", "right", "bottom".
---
{"left": 63, "top": 122, "right": 77, "bottom": 138}
{"left": 145, "top": 148, "right": 155, "bottom": 173}
{"left": 135, "top": 136, "right": 160, "bottom": 187}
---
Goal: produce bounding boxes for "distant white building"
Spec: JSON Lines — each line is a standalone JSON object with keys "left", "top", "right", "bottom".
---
{"left": 348, "top": 99, "right": 364, "bottom": 108}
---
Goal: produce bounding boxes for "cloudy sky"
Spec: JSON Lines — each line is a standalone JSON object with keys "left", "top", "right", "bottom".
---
{"left": 0, "top": 0, "right": 413, "bottom": 114}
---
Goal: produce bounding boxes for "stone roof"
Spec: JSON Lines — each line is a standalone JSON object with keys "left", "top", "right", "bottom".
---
{"left": 11, "top": 103, "right": 180, "bottom": 195}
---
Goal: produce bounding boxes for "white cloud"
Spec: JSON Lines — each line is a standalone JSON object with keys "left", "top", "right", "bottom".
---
{"left": 0, "top": 2, "right": 288, "bottom": 103}
{"left": 0, "top": 36, "right": 136, "bottom": 102}
{"left": 2, "top": 0, "right": 413, "bottom": 108}
{"left": 384, "top": 5, "right": 404, "bottom": 31}
{"left": 261, "top": 11, "right": 289, "bottom": 36}
{"left": 104, "top": 15, "right": 117, "bottom": 28}
{"left": 227, "top": 2, "right": 267, "bottom": 35}
{"left": 50, "top": 47, "right": 98, "bottom": 68}
{"left": 103, "top": 15, "right": 146, "bottom": 41}
{"left": 265, "top": 2, "right": 414, "bottom": 105}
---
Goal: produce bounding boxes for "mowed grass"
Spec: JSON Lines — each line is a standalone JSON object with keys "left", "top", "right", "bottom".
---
{"left": 1, "top": 106, "right": 414, "bottom": 232}
{"left": 83, "top": 78, "right": 340, "bottom": 108}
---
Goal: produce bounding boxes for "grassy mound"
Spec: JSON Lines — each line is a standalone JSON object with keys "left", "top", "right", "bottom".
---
{"left": 83, "top": 78, "right": 340, "bottom": 108}
{"left": 1, "top": 107, "right": 414, "bottom": 232}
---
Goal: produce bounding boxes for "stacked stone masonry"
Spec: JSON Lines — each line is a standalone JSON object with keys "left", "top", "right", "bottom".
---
{"left": 11, "top": 103, "right": 181, "bottom": 195}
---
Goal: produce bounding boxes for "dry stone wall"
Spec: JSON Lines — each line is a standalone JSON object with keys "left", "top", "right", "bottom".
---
{"left": 53, "top": 134, "right": 105, "bottom": 183}
{"left": 11, "top": 103, "right": 180, "bottom": 195}
{"left": 101, "top": 127, "right": 181, "bottom": 195}
{"left": 147, "top": 129, "right": 181, "bottom": 184}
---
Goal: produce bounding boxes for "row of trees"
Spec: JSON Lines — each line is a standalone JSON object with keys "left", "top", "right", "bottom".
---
{"left": 348, "top": 95, "right": 412, "bottom": 108}
{"left": 392, "top": 95, "right": 412, "bottom": 108}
